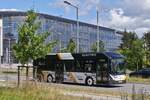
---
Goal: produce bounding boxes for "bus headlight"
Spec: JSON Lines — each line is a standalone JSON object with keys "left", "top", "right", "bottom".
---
{"left": 110, "top": 74, "right": 126, "bottom": 81}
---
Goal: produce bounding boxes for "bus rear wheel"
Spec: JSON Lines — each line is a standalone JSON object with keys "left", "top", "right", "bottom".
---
{"left": 37, "top": 74, "right": 43, "bottom": 82}
{"left": 47, "top": 75, "right": 53, "bottom": 83}
{"left": 86, "top": 77, "right": 93, "bottom": 86}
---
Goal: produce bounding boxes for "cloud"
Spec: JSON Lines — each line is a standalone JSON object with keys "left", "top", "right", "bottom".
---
{"left": 78, "top": 0, "right": 100, "bottom": 16}
{"left": 49, "top": 0, "right": 80, "bottom": 15}
{"left": 49, "top": 0, "right": 101, "bottom": 16}
{"left": 100, "top": 0, "right": 150, "bottom": 37}
{"left": 135, "top": 28, "right": 150, "bottom": 38}
{"left": 106, "top": 8, "right": 136, "bottom": 29}
{"left": 120, "top": 0, "right": 150, "bottom": 18}
{"left": 50, "top": 0, "right": 150, "bottom": 37}
{"left": 0, "top": 8, "right": 20, "bottom": 11}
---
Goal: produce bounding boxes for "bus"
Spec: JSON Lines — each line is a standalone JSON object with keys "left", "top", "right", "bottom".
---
{"left": 33, "top": 52, "right": 126, "bottom": 86}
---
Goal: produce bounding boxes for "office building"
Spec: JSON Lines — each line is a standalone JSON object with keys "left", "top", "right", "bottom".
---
{"left": 0, "top": 11, "right": 122, "bottom": 63}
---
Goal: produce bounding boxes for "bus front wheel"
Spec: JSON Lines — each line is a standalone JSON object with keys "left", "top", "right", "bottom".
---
{"left": 47, "top": 75, "right": 53, "bottom": 83}
{"left": 86, "top": 77, "right": 93, "bottom": 86}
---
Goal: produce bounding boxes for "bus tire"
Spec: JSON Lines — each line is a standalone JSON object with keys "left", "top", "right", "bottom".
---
{"left": 47, "top": 75, "right": 53, "bottom": 83}
{"left": 86, "top": 77, "right": 93, "bottom": 86}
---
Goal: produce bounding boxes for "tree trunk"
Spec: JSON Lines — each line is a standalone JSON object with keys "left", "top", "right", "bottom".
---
{"left": 137, "top": 61, "right": 139, "bottom": 71}
{"left": 26, "top": 64, "right": 29, "bottom": 84}
{"left": 17, "top": 66, "right": 20, "bottom": 87}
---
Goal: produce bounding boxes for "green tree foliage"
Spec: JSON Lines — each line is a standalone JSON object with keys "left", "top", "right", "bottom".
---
{"left": 142, "top": 32, "right": 150, "bottom": 67}
{"left": 122, "top": 31, "right": 138, "bottom": 49}
{"left": 13, "top": 10, "right": 56, "bottom": 65}
{"left": 120, "top": 31, "right": 145, "bottom": 70}
{"left": 120, "top": 39, "right": 145, "bottom": 70}
{"left": 62, "top": 39, "right": 76, "bottom": 53}
{"left": 91, "top": 40, "right": 105, "bottom": 52}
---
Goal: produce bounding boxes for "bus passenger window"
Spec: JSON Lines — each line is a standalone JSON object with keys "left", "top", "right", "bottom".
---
{"left": 75, "top": 61, "right": 84, "bottom": 72}
{"left": 64, "top": 64, "right": 66, "bottom": 72}
{"left": 85, "top": 64, "right": 92, "bottom": 72}
{"left": 65, "top": 61, "right": 75, "bottom": 72}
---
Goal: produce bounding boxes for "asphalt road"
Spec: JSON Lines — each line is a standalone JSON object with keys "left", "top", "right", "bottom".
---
{"left": 53, "top": 82, "right": 150, "bottom": 94}
{"left": 0, "top": 74, "right": 150, "bottom": 94}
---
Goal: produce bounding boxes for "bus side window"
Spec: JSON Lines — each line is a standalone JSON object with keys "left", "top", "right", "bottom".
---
{"left": 65, "top": 61, "right": 75, "bottom": 72}
{"left": 75, "top": 61, "right": 84, "bottom": 72}
{"left": 92, "top": 62, "right": 96, "bottom": 72}
{"left": 84, "top": 60, "right": 96, "bottom": 73}
{"left": 64, "top": 64, "right": 66, "bottom": 72}
{"left": 85, "top": 64, "right": 91, "bottom": 72}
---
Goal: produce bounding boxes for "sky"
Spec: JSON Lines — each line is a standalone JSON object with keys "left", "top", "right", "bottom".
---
{"left": 0, "top": 0, "right": 150, "bottom": 37}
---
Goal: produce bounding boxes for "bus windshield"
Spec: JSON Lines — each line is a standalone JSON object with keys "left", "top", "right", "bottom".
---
{"left": 111, "top": 59, "right": 125, "bottom": 75}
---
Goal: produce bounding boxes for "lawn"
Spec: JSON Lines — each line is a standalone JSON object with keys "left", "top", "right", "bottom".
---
{"left": 0, "top": 82, "right": 150, "bottom": 100}
{"left": 0, "top": 82, "right": 90, "bottom": 100}
{"left": 127, "top": 76, "right": 150, "bottom": 84}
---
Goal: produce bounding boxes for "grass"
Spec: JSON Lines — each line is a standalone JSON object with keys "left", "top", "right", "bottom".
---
{"left": 127, "top": 76, "right": 150, "bottom": 84}
{"left": 2, "top": 70, "right": 17, "bottom": 74}
{"left": 0, "top": 82, "right": 150, "bottom": 100}
{"left": 0, "top": 68, "right": 150, "bottom": 100}
{"left": 0, "top": 82, "right": 90, "bottom": 100}
{"left": 0, "top": 68, "right": 33, "bottom": 76}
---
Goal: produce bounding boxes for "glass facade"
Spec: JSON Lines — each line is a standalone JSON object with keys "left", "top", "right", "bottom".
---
{"left": 0, "top": 11, "right": 123, "bottom": 63}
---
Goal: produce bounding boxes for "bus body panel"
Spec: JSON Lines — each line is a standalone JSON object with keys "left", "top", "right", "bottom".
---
{"left": 63, "top": 72, "right": 96, "bottom": 84}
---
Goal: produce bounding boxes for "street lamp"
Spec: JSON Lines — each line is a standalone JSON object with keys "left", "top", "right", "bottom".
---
{"left": 58, "top": 32, "right": 63, "bottom": 52}
{"left": 96, "top": 9, "right": 100, "bottom": 52}
{"left": 64, "top": 1, "right": 79, "bottom": 53}
{"left": 0, "top": 18, "right": 3, "bottom": 68}
{"left": 8, "top": 38, "right": 11, "bottom": 64}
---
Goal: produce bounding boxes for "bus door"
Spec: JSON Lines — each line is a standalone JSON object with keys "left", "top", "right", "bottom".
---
{"left": 55, "top": 62, "right": 64, "bottom": 83}
{"left": 96, "top": 62, "right": 109, "bottom": 84}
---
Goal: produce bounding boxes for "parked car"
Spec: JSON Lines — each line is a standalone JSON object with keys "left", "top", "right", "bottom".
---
{"left": 129, "top": 69, "right": 150, "bottom": 78}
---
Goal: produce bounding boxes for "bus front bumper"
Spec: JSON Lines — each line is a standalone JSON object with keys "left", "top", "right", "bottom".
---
{"left": 109, "top": 79, "right": 126, "bottom": 84}
{"left": 109, "top": 74, "right": 126, "bottom": 84}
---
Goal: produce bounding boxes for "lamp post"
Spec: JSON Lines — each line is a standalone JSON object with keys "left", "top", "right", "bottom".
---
{"left": 64, "top": 1, "right": 79, "bottom": 53}
{"left": 0, "top": 18, "right": 3, "bottom": 68}
{"left": 58, "top": 32, "right": 62, "bottom": 52}
{"left": 8, "top": 38, "right": 11, "bottom": 64}
{"left": 96, "top": 9, "right": 100, "bottom": 52}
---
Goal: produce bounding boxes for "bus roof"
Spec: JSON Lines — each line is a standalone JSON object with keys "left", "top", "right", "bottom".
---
{"left": 103, "top": 52, "right": 124, "bottom": 59}
{"left": 72, "top": 52, "right": 124, "bottom": 60}
{"left": 57, "top": 53, "right": 74, "bottom": 60}
{"left": 46, "top": 52, "right": 124, "bottom": 60}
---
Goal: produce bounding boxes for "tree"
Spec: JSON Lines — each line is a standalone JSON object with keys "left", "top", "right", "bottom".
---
{"left": 119, "top": 31, "right": 147, "bottom": 70}
{"left": 130, "top": 40, "right": 145, "bottom": 70}
{"left": 62, "top": 38, "right": 76, "bottom": 53}
{"left": 13, "top": 10, "right": 56, "bottom": 81}
{"left": 91, "top": 40, "right": 105, "bottom": 52}
{"left": 142, "top": 32, "right": 150, "bottom": 67}
{"left": 122, "top": 31, "right": 138, "bottom": 49}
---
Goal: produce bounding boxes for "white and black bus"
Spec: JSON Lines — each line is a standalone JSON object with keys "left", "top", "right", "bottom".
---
{"left": 33, "top": 52, "right": 126, "bottom": 86}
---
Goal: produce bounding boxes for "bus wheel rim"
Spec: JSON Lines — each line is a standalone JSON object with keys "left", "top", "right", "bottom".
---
{"left": 48, "top": 76, "right": 52, "bottom": 82}
{"left": 87, "top": 78, "right": 93, "bottom": 85}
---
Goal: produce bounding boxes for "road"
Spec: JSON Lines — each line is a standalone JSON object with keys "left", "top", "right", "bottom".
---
{"left": 59, "top": 83, "right": 150, "bottom": 94}
{"left": 0, "top": 74, "right": 32, "bottom": 81}
{"left": 0, "top": 74, "right": 150, "bottom": 94}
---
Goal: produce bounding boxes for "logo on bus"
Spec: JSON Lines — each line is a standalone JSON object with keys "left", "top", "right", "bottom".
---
{"left": 82, "top": 53, "right": 96, "bottom": 57}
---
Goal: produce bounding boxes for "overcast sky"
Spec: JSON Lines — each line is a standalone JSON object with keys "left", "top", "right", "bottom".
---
{"left": 0, "top": 0, "right": 150, "bottom": 37}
